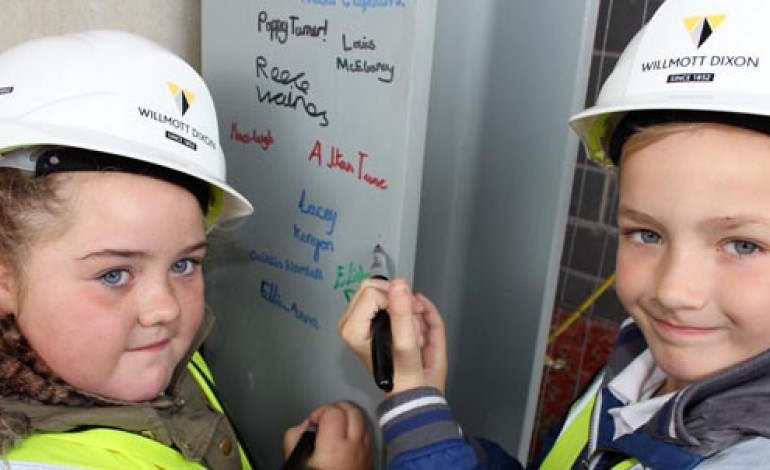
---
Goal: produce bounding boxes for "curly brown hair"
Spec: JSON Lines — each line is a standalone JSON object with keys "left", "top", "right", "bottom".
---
{"left": 0, "top": 168, "right": 75, "bottom": 297}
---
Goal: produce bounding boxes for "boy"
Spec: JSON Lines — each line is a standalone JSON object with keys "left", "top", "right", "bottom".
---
{"left": 339, "top": 0, "right": 770, "bottom": 468}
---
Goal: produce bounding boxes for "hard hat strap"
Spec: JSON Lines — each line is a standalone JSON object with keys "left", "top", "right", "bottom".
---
{"left": 610, "top": 110, "right": 770, "bottom": 165}
{"left": 34, "top": 147, "right": 210, "bottom": 215}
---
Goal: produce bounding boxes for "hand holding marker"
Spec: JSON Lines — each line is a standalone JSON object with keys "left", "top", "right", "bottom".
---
{"left": 281, "top": 246, "right": 391, "bottom": 469}
{"left": 280, "top": 246, "right": 390, "bottom": 468}
{"left": 370, "top": 244, "right": 394, "bottom": 392}
{"left": 280, "top": 423, "right": 317, "bottom": 470}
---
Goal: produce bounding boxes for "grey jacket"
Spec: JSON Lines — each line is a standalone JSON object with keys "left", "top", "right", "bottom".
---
{"left": 583, "top": 320, "right": 770, "bottom": 469}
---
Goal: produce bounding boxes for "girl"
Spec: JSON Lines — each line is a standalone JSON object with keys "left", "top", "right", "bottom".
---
{"left": 0, "top": 30, "right": 370, "bottom": 469}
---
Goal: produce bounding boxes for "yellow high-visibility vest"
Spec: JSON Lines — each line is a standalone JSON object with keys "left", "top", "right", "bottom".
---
{"left": 540, "top": 385, "right": 638, "bottom": 470}
{"left": 4, "top": 352, "right": 253, "bottom": 470}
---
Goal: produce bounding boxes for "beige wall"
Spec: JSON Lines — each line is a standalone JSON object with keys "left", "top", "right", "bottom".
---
{"left": 0, "top": 0, "right": 201, "bottom": 70}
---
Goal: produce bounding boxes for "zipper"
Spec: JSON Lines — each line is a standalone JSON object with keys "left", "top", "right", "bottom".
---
{"left": 582, "top": 385, "right": 604, "bottom": 469}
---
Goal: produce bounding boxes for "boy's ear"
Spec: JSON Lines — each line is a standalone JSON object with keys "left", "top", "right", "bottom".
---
{"left": 0, "top": 261, "right": 19, "bottom": 315}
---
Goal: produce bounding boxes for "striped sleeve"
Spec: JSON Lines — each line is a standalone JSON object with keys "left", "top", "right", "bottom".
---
{"left": 376, "top": 387, "right": 464, "bottom": 463}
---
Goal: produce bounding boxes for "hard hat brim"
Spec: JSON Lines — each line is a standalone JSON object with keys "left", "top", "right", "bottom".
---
{"left": 0, "top": 120, "right": 254, "bottom": 225}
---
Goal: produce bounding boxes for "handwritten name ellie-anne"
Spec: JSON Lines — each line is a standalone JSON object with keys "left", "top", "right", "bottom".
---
{"left": 260, "top": 279, "right": 320, "bottom": 330}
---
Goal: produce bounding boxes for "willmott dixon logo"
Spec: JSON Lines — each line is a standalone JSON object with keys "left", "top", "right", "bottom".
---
{"left": 683, "top": 14, "right": 727, "bottom": 48}
{"left": 167, "top": 81, "right": 196, "bottom": 116}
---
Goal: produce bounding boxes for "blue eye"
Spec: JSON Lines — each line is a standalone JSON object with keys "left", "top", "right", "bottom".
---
{"left": 726, "top": 240, "right": 760, "bottom": 256}
{"left": 630, "top": 229, "right": 662, "bottom": 244}
{"left": 101, "top": 269, "right": 129, "bottom": 286}
{"left": 171, "top": 259, "right": 198, "bottom": 275}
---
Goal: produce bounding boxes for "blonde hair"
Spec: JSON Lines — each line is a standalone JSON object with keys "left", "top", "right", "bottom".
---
{"left": 620, "top": 122, "right": 705, "bottom": 163}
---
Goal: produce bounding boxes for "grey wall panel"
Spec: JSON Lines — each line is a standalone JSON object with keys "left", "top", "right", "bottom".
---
{"left": 201, "top": 1, "right": 438, "bottom": 468}
{"left": 415, "top": 0, "right": 598, "bottom": 459}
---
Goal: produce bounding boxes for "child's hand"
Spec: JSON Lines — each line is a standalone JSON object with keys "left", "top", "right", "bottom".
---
{"left": 283, "top": 401, "right": 372, "bottom": 469}
{"left": 338, "top": 277, "right": 448, "bottom": 395}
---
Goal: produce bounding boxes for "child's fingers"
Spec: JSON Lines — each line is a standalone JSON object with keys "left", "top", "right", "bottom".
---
{"left": 387, "top": 278, "right": 428, "bottom": 393}
{"left": 416, "top": 293, "right": 447, "bottom": 356}
{"left": 315, "top": 401, "right": 367, "bottom": 442}
{"left": 338, "top": 278, "right": 390, "bottom": 366}
{"left": 415, "top": 292, "right": 448, "bottom": 392}
{"left": 281, "top": 418, "right": 310, "bottom": 457}
{"left": 308, "top": 401, "right": 372, "bottom": 470}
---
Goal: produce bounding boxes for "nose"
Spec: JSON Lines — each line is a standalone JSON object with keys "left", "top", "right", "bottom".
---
{"left": 137, "top": 277, "right": 181, "bottom": 326}
{"left": 654, "top": 249, "right": 709, "bottom": 312}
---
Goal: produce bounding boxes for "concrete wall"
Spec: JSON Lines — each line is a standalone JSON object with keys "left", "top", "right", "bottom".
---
{"left": 0, "top": 0, "right": 200, "bottom": 70}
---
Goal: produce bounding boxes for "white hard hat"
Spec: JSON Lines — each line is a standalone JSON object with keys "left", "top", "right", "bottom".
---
{"left": 0, "top": 29, "right": 253, "bottom": 226}
{"left": 570, "top": 0, "right": 770, "bottom": 166}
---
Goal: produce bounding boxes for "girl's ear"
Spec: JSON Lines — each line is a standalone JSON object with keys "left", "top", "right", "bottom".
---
{"left": 0, "top": 261, "right": 19, "bottom": 315}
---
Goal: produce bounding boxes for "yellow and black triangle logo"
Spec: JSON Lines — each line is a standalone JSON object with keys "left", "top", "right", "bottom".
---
{"left": 683, "top": 14, "right": 726, "bottom": 48}
{"left": 167, "top": 81, "right": 196, "bottom": 116}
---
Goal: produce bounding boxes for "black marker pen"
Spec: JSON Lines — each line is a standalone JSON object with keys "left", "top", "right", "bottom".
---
{"left": 370, "top": 244, "right": 394, "bottom": 392}
{"left": 280, "top": 422, "right": 317, "bottom": 470}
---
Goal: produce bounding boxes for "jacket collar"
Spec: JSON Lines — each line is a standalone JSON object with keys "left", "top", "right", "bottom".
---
{"left": 605, "top": 320, "right": 770, "bottom": 458}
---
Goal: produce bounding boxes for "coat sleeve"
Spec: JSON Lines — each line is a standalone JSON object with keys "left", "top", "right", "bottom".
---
{"left": 377, "top": 387, "right": 523, "bottom": 470}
